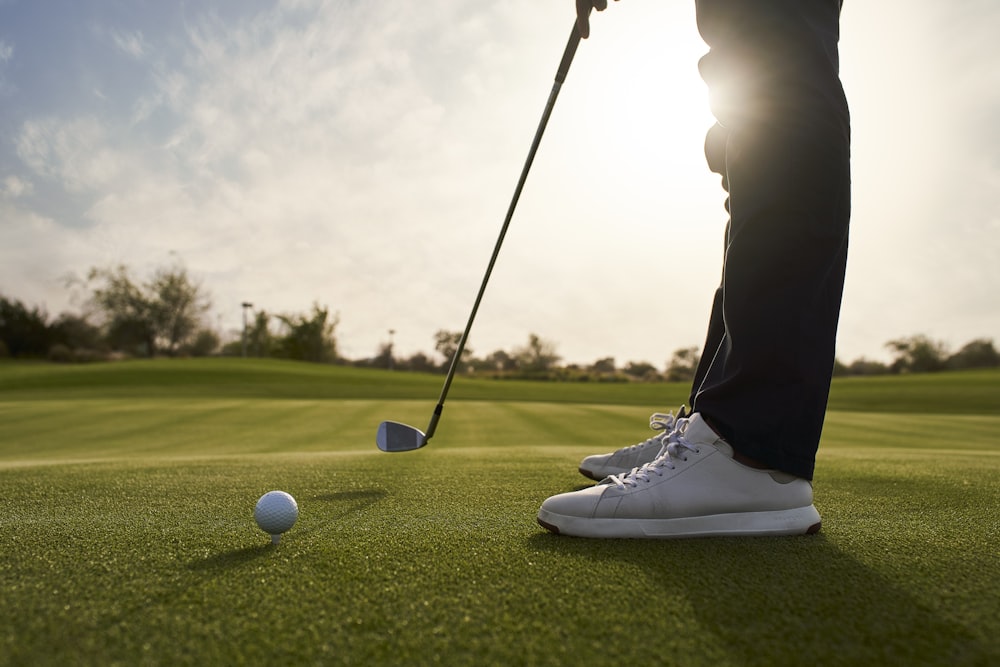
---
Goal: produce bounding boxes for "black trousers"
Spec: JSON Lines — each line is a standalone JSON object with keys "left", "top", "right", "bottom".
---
{"left": 687, "top": 0, "right": 851, "bottom": 480}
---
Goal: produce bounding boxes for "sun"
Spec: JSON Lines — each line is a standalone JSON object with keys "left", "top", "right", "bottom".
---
{"left": 559, "top": 12, "right": 718, "bottom": 200}
{"left": 567, "top": 8, "right": 717, "bottom": 162}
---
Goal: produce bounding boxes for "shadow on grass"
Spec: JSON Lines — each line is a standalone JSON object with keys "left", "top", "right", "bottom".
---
{"left": 290, "top": 488, "right": 389, "bottom": 539}
{"left": 304, "top": 488, "right": 388, "bottom": 526}
{"left": 190, "top": 489, "right": 388, "bottom": 572}
{"left": 190, "top": 544, "right": 273, "bottom": 571}
{"left": 309, "top": 489, "right": 388, "bottom": 507}
{"left": 527, "top": 532, "right": 988, "bottom": 664}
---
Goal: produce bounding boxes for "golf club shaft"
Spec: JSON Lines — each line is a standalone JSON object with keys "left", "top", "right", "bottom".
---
{"left": 425, "top": 20, "right": 585, "bottom": 441}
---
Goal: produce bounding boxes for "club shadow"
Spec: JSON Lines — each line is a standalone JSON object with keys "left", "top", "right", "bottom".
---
{"left": 307, "top": 488, "right": 388, "bottom": 520}
{"left": 310, "top": 489, "right": 388, "bottom": 504}
{"left": 284, "top": 488, "right": 389, "bottom": 540}
{"left": 190, "top": 490, "right": 388, "bottom": 571}
{"left": 189, "top": 544, "right": 272, "bottom": 572}
{"left": 527, "top": 531, "right": 988, "bottom": 664}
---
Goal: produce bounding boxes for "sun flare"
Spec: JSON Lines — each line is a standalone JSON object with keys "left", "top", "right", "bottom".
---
{"left": 566, "top": 13, "right": 718, "bottom": 188}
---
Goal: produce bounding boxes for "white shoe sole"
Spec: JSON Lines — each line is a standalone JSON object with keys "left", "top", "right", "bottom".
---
{"left": 537, "top": 505, "right": 822, "bottom": 539}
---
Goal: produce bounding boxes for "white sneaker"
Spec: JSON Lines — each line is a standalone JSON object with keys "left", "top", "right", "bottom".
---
{"left": 539, "top": 413, "right": 822, "bottom": 538}
{"left": 578, "top": 409, "right": 687, "bottom": 481}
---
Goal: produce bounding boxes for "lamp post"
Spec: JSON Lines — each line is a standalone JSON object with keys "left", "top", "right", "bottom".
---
{"left": 241, "top": 302, "right": 253, "bottom": 358}
{"left": 388, "top": 329, "right": 396, "bottom": 371}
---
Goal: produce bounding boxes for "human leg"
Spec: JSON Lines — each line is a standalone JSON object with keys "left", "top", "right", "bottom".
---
{"left": 688, "top": 0, "right": 851, "bottom": 480}
{"left": 545, "top": 0, "right": 850, "bottom": 537}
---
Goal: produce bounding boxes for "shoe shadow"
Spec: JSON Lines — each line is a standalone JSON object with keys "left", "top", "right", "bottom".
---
{"left": 527, "top": 532, "right": 987, "bottom": 664}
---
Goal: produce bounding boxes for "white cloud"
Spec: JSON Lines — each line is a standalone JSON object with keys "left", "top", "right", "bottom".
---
{"left": 1, "top": 175, "right": 31, "bottom": 199}
{"left": 0, "top": 205, "right": 91, "bottom": 313}
{"left": 110, "top": 29, "right": 147, "bottom": 59}
{"left": 15, "top": 117, "right": 126, "bottom": 194}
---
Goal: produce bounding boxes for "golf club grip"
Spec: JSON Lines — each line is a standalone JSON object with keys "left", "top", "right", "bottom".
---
{"left": 556, "top": 20, "right": 584, "bottom": 84}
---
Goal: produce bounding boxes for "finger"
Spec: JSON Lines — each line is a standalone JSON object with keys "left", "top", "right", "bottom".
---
{"left": 575, "top": 0, "right": 592, "bottom": 39}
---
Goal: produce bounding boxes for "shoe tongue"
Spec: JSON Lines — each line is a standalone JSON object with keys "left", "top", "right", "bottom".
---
{"left": 683, "top": 414, "right": 734, "bottom": 457}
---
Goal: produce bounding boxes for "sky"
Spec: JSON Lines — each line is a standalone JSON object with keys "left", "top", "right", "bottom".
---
{"left": 1, "top": 0, "right": 998, "bottom": 367}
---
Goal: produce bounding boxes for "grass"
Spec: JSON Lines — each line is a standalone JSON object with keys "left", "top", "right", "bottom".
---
{"left": 1, "top": 359, "right": 998, "bottom": 665}
{"left": 5, "top": 356, "right": 998, "bottom": 411}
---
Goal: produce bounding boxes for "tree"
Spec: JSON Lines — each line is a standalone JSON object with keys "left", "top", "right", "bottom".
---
{"left": 147, "top": 266, "right": 210, "bottom": 355}
{"left": 51, "top": 313, "right": 103, "bottom": 353}
{"left": 485, "top": 349, "right": 517, "bottom": 373}
{"left": 665, "top": 347, "right": 700, "bottom": 382}
{"left": 623, "top": 360, "right": 660, "bottom": 381}
{"left": 947, "top": 338, "right": 1000, "bottom": 370}
{"left": 86, "top": 265, "right": 155, "bottom": 355}
{"left": 246, "top": 311, "right": 273, "bottom": 357}
{"left": 85, "top": 263, "right": 210, "bottom": 357}
{"left": 184, "top": 329, "right": 220, "bottom": 357}
{"left": 0, "top": 295, "right": 52, "bottom": 358}
{"left": 886, "top": 335, "right": 948, "bottom": 374}
{"left": 433, "top": 330, "right": 472, "bottom": 371}
{"left": 401, "top": 352, "right": 436, "bottom": 373}
{"left": 589, "top": 357, "right": 616, "bottom": 374}
{"left": 276, "top": 304, "right": 338, "bottom": 362}
{"left": 514, "top": 333, "right": 560, "bottom": 375}
{"left": 371, "top": 342, "right": 394, "bottom": 369}
{"left": 844, "top": 357, "right": 890, "bottom": 376}
{"left": 47, "top": 312, "right": 106, "bottom": 361}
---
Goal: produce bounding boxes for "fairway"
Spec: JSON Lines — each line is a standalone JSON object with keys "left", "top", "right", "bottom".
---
{"left": 1, "top": 360, "right": 998, "bottom": 665}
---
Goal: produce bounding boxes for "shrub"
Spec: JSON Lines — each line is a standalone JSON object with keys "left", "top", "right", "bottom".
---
{"left": 48, "top": 344, "right": 73, "bottom": 363}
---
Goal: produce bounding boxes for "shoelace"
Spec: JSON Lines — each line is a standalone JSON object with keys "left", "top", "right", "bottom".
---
{"left": 609, "top": 418, "right": 699, "bottom": 489}
{"left": 617, "top": 412, "right": 679, "bottom": 452}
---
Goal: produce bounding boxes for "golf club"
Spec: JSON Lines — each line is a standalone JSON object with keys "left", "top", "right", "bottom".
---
{"left": 376, "top": 17, "right": 587, "bottom": 452}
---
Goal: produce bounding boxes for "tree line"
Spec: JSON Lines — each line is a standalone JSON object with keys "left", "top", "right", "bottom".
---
{"left": 0, "top": 263, "right": 337, "bottom": 365}
{"left": 2, "top": 262, "right": 998, "bottom": 380}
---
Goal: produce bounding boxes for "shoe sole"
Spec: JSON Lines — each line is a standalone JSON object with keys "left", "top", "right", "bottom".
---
{"left": 537, "top": 505, "right": 822, "bottom": 539}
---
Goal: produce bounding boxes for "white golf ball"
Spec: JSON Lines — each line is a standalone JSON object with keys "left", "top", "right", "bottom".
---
{"left": 254, "top": 490, "right": 298, "bottom": 543}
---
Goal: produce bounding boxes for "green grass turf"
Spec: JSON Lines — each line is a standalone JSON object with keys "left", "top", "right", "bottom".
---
{"left": 1, "top": 359, "right": 998, "bottom": 665}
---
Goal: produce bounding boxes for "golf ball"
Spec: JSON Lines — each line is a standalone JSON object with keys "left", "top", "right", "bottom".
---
{"left": 254, "top": 490, "right": 298, "bottom": 543}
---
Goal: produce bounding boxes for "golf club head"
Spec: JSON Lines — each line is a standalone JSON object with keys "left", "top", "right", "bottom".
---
{"left": 376, "top": 421, "right": 428, "bottom": 452}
